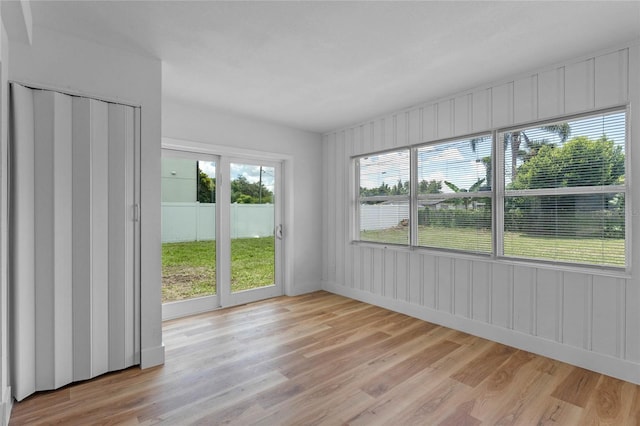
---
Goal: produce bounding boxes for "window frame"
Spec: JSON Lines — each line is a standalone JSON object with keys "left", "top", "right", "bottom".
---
{"left": 414, "top": 133, "right": 494, "bottom": 254}
{"left": 354, "top": 148, "right": 412, "bottom": 246}
{"left": 495, "top": 107, "right": 629, "bottom": 271}
{"left": 352, "top": 106, "right": 629, "bottom": 273}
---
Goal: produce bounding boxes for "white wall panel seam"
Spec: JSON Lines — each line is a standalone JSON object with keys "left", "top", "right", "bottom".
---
{"left": 368, "top": 248, "right": 373, "bottom": 293}
{"left": 489, "top": 268, "right": 496, "bottom": 324}
{"left": 321, "top": 136, "right": 328, "bottom": 282}
{"left": 342, "top": 134, "right": 348, "bottom": 285}
{"left": 532, "top": 269, "right": 538, "bottom": 336}
{"left": 419, "top": 254, "right": 424, "bottom": 306}
{"left": 586, "top": 275, "right": 593, "bottom": 351}
{"left": 508, "top": 265, "right": 514, "bottom": 330}
{"left": 419, "top": 107, "right": 424, "bottom": 143}
{"left": 393, "top": 114, "right": 398, "bottom": 148}
{"left": 328, "top": 135, "right": 336, "bottom": 283}
{"left": 449, "top": 259, "right": 455, "bottom": 314}
{"left": 394, "top": 251, "right": 398, "bottom": 300}
{"left": 558, "top": 273, "right": 564, "bottom": 343}
{"left": 336, "top": 132, "right": 344, "bottom": 286}
{"left": 466, "top": 261, "right": 472, "bottom": 319}
{"left": 618, "top": 278, "right": 626, "bottom": 359}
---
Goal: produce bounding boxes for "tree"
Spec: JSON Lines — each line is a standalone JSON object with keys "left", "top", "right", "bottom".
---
{"left": 443, "top": 178, "right": 485, "bottom": 209}
{"left": 231, "top": 175, "right": 273, "bottom": 204}
{"left": 476, "top": 156, "right": 492, "bottom": 189}
{"left": 471, "top": 123, "right": 570, "bottom": 181}
{"left": 391, "top": 179, "right": 409, "bottom": 195}
{"left": 419, "top": 179, "right": 442, "bottom": 194}
{"left": 360, "top": 181, "right": 399, "bottom": 198}
{"left": 506, "top": 124, "right": 571, "bottom": 181}
{"left": 510, "top": 136, "right": 623, "bottom": 190}
{"left": 197, "top": 169, "right": 215, "bottom": 203}
{"left": 444, "top": 178, "right": 486, "bottom": 193}
{"left": 507, "top": 135, "right": 624, "bottom": 236}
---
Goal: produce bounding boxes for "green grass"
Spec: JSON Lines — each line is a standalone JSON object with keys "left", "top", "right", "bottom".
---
{"left": 231, "top": 237, "right": 275, "bottom": 292}
{"left": 361, "top": 226, "right": 624, "bottom": 267}
{"left": 161, "top": 237, "right": 274, "bottom": 303}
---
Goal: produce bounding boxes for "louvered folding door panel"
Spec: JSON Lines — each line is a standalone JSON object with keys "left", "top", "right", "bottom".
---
{"left": 10, "top": 84, "right": 139, "bottom": 401}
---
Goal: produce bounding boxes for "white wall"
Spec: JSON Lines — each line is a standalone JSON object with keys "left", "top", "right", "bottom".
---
{"left": 323, "top": 42, "right": 640, "bottom": 384}
{"left": 163, "top": 99, "right": 323, "bottom": 295}
{"left": 7, "top": 27, "right": 164, "bottom": 370}
{"left": 0, "top": 14, "right": 10, "bottom": 426}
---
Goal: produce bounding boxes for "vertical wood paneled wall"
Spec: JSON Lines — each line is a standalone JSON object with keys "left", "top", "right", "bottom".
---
{"left": 322, "top": 45, "right": 640, "bottom": 384}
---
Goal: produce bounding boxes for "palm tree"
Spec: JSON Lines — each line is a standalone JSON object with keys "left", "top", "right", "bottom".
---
{"left": 444, "top": 178, "right": 485, "bottom": 209}
{"left": 471, "top": 123, "right": 570, "bottom": 181}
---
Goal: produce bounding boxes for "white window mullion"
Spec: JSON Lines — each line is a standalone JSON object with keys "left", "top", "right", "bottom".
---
{"left": 353, "top": 158, "right": 361, "bottom": 242}
{"left": 494, "top": 129, "right": 505, "bottom": 258}
{"left": 410, "top": 147, "right": 418, "bottom": 247}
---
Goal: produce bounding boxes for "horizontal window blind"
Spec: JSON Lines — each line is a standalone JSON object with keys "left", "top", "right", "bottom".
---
{"left": 503, "top": 193, "right": 624, "bottom": 266}
{"left": 352, "top": 109, "right": 627, "bottom": 269}
{"left": 502, "top": 110, "right": 626, "bottom": 267}
{"left": 357, "top": 150, "right": 410, "bottom": 245}
{"left": 416, "top": 135, "right": 492, "bottom": 253}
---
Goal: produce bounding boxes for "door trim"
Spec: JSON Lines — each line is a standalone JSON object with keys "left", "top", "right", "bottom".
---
{"left": 161, "top": 138, "right": 292, "bottom": 319}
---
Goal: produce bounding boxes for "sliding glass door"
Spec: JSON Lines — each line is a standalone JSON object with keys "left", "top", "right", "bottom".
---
{"left": 162, "top": 150, "right": 283, "bottom": 318}
{"left": 223, "top": 160, "right": 282, "bottom": 306}
{"left": 161, "top": 151, "right": 218, "bottom": 318}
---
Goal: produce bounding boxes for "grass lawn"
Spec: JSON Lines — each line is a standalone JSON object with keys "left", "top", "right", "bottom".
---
{"left": 361, "top": 226, "right": 624, "bottom": 266}
{"left": 162, "top": 237, "right": 274, "bottom": 303}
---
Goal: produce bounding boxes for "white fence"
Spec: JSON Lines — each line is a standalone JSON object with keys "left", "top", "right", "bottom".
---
{"left": 162, "top": 203, "right": 275, "bottom": 243}
{"left": 360, "top": 204, "right": 409, "bottom": 231}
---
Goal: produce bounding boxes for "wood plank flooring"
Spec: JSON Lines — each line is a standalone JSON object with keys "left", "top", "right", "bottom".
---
{"left": 10, "top": 291, "right": 640, "bottom": 425}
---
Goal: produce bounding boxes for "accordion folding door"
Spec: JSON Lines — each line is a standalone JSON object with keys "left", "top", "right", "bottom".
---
{"left": 9, "top": 83, "right": 140, "bottom": 401}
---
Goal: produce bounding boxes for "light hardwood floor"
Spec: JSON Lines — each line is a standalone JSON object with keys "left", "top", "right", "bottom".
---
{"left": 10, "top": 291, "right": 640, "bottom": 425}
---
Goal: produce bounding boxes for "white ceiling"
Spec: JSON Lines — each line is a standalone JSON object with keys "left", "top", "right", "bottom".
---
{"left": 30, "top": 1, "right": 640, "bottom": 134}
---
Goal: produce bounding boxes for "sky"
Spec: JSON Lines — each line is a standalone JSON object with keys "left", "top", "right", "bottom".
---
{"left": 199, "top": 161, "right": 275, "bottom": 192}
{"left": 360, "top": 135, "right": 491, "bottom": 194}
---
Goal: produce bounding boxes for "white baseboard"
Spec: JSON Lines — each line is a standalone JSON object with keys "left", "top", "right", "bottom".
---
{"left": 323, "top": 281, "right": 640, "bottom": 385}
{"left": 141, "top": 344, "right": 165, "bottom": 369}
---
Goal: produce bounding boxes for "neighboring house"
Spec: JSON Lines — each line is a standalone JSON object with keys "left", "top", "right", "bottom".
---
{"left": 161, "top": 157, "right": 197, "bottom": 202}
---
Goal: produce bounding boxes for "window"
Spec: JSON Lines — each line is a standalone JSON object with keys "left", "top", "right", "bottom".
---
{"left": 353, "top": 108, "right": 627, "bottom": 270}
{"left": 500, "top": 110, "right": 626, "bottom": 267}
{"left": 416, "top": 135, "right": 492, "bottom": 253}
{"left": 357, "top": 150, "right": 410, "bottom": 245}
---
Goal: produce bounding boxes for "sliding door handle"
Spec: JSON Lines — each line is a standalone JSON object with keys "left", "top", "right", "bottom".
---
{"left": 276, "top": 224, "right": 283, "bottom": 240}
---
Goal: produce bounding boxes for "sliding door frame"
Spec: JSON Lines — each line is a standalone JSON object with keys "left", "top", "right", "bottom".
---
{"left": 219, "top": 157, "right": 283, "bottom": 307}
{"left": 161, "top": 138, "right": 292, "bottom": 320}
{"left": 160, "top": 149, "right": 220, "bottom": 320}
